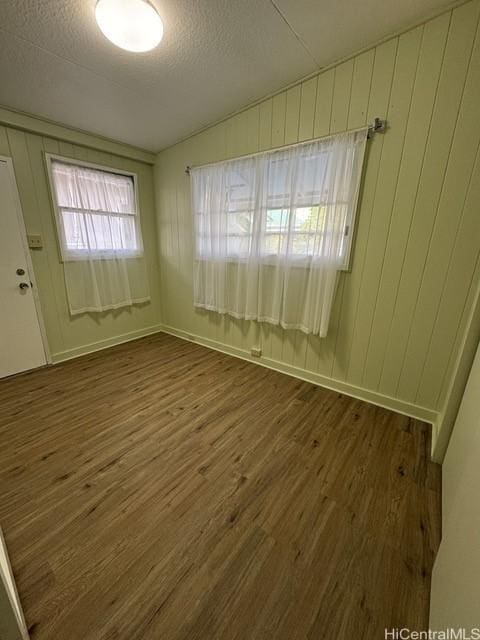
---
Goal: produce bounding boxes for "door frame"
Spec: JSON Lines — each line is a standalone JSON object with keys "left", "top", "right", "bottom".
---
{"left": 0, "top": 154, "right": 51, "bottom": 366}
{"left": 0, "top": 527, "right": 29, "bottom": 640}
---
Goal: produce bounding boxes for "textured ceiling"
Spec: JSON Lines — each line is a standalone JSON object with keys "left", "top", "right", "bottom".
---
{"left": 0, "top": 0, "right": 452, "bottom": 152}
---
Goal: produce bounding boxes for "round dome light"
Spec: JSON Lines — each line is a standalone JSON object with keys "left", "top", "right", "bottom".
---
{"left": 95, "top": 0, "right": 164, "bottom": 53}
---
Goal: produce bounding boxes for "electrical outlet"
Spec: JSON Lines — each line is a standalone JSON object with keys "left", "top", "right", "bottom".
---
{"left": 250, "top": 346, "right": 262, "bottom": 357}
{"left": 27, "top": 234, "right": 43, "bottom": 249}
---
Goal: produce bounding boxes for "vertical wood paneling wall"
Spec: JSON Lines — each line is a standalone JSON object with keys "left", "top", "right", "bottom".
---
{"left": 0, "top": 125, "right": 162, "bottom": 361}
{"left": 155, "top": 0, "right": 480, "bottom": 446}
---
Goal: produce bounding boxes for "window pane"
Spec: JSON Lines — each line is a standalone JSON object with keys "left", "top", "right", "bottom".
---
{"left": 62, "top": 211, "right": 88, "bottom": 251}
{"left": 266, "top": 209, "right": 289, "bottom": 234}
{"left": 52, "top": 161, "right": 136, "bottom": 214}
{"left": 61, "top": 211, "right": 138, "bottom": 253}
{"left": 226, "top": 235, "right": 252, "bottom": 255}
{"left": 264, "top": 233, "right": 288, "bottom": 255}
{"left": 294, "top": 206, "right": 324, "bottom": 233}
{"left": 291, "top": 235, "right": 310, "bottom": 255}
{"left": 226, "top": 166, "right": 255, "bottom": 213}
{"left": 266, "top": 151, "right": 329, "bottom": 209}
{"left": 227, "top": 211, "right": 253, "bottom": 236}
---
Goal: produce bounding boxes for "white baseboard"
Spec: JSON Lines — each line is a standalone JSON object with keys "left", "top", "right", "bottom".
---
{"left": 50, "top": 321, "right": 438, "bottom": 455}
{"left": 159, "top": 323, "right": 438, "bottom": 428}
{"left": 51, "top": 324, "right": 164, "bottom": 363}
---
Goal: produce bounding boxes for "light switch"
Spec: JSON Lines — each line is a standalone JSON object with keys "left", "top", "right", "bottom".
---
{"left": 27, "top": 234, "right": 43, "bottom": 249}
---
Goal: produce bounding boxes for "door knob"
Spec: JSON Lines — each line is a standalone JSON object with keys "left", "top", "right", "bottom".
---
{"left": 19, "top": 282, "right": 30, "bottom": 290}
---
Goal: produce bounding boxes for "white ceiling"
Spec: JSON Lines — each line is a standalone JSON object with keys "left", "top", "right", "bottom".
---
{"left": 0, "top": 0, "right": 452, "bottom": 152}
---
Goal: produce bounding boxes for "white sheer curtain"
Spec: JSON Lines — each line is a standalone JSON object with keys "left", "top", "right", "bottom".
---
{"left": 49, "top": 160, "right": 150, "bottom": 315}
{"left": 191, "top": 129, "right": 368, "bottom": 337}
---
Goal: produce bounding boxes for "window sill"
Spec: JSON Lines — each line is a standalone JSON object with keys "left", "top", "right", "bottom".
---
{"left": 61, "top": 251, "right": 144, "bottom": 262}
{"left": 194, "top": 255, "right": 349, "bottom": 270}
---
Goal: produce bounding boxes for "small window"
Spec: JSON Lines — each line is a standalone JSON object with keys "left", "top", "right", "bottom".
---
{"left": 47, "top": 156, "right": 143, "bottom": 261}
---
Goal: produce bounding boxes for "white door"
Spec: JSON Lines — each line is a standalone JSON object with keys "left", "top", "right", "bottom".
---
{"left": 0, "top": 158, "right": 46, "bottom": 378}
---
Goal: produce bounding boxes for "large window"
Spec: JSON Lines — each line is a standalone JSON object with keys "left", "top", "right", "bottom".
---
{"left": 47, "top": 156, "right": 142, "bottom": 261}
{"left": 193, "top": 138, "right": 360, "bottom": 269}
{"left": 191, "top": 129, "right": 368, "bottom": 336}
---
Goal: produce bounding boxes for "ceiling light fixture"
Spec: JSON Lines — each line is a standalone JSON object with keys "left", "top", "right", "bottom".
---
{"left": 95, "top": 0, "right": 164, "bottom": 53}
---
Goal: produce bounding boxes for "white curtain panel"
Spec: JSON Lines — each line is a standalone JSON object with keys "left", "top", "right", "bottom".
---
{"left": 191, "top": 129, "right": 368, "bottom": 337}
{"left": 50, "top": 161, "right": 150, "bottom": 315}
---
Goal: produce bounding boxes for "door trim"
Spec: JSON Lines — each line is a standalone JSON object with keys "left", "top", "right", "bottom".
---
{"left": 0, "top": 155, "right": 51, "bottom": 366}
{"left": 0, "top": 527, "right": 29, "bottom": 639}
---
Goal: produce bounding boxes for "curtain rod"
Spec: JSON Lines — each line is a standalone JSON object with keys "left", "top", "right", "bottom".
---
{"left": 185, "top": 117, "right": 386, "bottom": 175}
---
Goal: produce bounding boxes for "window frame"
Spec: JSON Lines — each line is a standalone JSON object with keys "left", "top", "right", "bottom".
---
{"left": 192, "top": 140, "right": 364, "bottom": 273}
{"left": 45, "top": 153, "right": 143, "bottom": 262}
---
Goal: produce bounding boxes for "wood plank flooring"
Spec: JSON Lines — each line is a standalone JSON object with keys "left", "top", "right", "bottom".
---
{"left": 0, "top": 333, "right": 441, "bottom": 639}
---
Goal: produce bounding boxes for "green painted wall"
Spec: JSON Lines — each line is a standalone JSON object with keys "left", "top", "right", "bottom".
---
{"left": 0, "top": 122, "right": 162, "bottom": 361}
{"left": 154, "top": 0, "right": 480, "bottom": 443}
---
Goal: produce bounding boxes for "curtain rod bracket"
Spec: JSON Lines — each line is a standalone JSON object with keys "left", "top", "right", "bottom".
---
{"left": 368, "top": 117, "right": 387, "bottom": 138}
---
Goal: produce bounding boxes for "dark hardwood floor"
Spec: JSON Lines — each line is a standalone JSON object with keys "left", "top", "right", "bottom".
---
{"left": 0, "top": 333, "right": 441, "bottom": 639}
